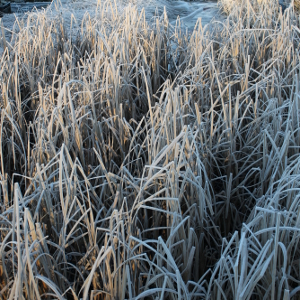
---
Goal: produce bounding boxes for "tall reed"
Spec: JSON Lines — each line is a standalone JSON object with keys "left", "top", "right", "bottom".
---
{"left": 0, "top": 0, "right": 300, "bottom": 298}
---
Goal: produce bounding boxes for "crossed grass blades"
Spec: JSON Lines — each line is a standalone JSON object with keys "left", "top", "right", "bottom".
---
{"left": 0, "top": 0, "right": 300, "bottom": 298}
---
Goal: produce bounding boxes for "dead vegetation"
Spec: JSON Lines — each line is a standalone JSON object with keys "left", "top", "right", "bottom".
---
{"left": 0, "top": 0, "right": 300, "bottom": 298}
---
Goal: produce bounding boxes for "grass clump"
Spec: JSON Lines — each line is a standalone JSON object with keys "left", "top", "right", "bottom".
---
{"left": 0, "top": 0, "right": 300, "bottom": 299}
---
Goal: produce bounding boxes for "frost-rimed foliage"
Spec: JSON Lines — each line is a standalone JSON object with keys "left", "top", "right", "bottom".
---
{"left": 0, "top": 0, "right": 300, "bottom": 299}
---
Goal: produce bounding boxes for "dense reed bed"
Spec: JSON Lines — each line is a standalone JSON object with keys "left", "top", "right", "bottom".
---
{"left": 0, "top": 0, "right": 300, "bottom": 298}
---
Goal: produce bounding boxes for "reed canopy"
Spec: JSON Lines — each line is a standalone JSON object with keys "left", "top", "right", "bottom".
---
{"left": 0, "top": 0, "right": 300, "bottom": 299}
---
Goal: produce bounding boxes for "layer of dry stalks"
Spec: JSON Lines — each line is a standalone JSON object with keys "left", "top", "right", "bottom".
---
{"left": 0, "top": 0, "right": 300, "bottom": 299}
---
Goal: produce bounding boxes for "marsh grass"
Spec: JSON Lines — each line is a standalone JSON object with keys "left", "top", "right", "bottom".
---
{"left": 0, "top": 0, "right": 300, "bottom": 298}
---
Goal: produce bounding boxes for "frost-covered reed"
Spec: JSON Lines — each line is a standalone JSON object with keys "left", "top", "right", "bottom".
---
{"left": 0, "top": 0, "right": 300, "bottom": 298}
